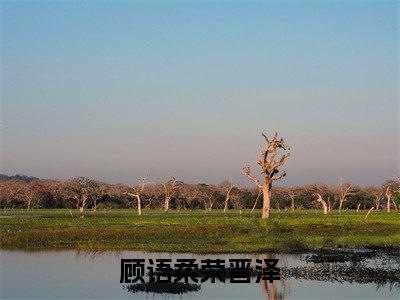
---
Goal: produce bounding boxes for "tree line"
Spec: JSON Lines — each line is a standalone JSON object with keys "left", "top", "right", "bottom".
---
{"left": 1, "top": 175, "right": 398, "bottom": 214}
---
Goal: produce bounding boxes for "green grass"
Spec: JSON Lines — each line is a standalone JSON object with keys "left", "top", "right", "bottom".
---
{"left": 1, "top": 209, "right": 399, "bottom": 253}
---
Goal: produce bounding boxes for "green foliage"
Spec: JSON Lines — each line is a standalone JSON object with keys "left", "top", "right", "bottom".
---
{"left": 32, "top": 191, "right": 55, "bottom": 209}
{"left": 346, "top": 187, "right": 374, "bottom": 209}
{"left": 394, "top": 192, "right": 400, "bottom": 202}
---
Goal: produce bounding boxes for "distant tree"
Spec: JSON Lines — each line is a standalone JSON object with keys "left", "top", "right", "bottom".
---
{"left": 364, "top": 186, "right": 383, "bottom": 210}
{"left": 125, "top": 176, "right": 152, "bottom": 216}
{"left": 63, "top": 177, "right": 100, "bottom": 216}
{"left": 31, "top": 191, "right": 53, "bottom": 208}
{"left": 198, "top": 184, "right": 216, "bottom": 212}
{"left": 162, "top": 177, "right": 179, "bottom": 212}
{"left": 251, "top": 190, "right": 262, "bottom": 212}
{"left": 0, "top": 181, "right": 30, "bottom": 208}
{"left": 243, "top": 132, "right": 290, "bottom": 219}
{"left": 231, "top": 188, "right": 246, "bottom": 214}
{"left": 336, "top": 178, "right": 353, "bottom": 212}
{"left": 0, "top": 174, "right": 39, "bottom": 183}
{"left": 271, "top": 187, "right": 292, "bottom": 211}
{"left": 288, "top": 187, "right": 298, "bottom": 211}
{"left": 316, "top": 193, "right": 328, "bottom": 214}
{"left": 346, "top": 186, "right": 374, "bottom": 210}
{"left": 220, "top": 179, "right": 234, "bottom": 213}
{"left": 383, "top": 179, "right": 399, "bottom": 212}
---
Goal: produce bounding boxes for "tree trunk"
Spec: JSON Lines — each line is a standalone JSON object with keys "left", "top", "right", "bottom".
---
{"left": 223, "top": 199, "right": 228, "bottom": 213}
{"left": 261, "top": 186, "right": 271, "bottom": 219}
{"left": 79, "top": 195, "right": 87, "bottom": 217}
{"left": 356, "top": 203, "right": 361, "bottom": 212}
{"left": 93, "top": 199, "right": 98, "bottom": 212}
{"left": 209, "top": 200, "right": 214, "bottom": 212}
{"left": 365, "top": 207, "right": 374, "bottom": 220}
{"left": 137, "top": 196, "right": 142, "bottom": 216}
{"left": 392, "top": 199, "right": 398, "bottom": 211}
{"left": 79, "top": 204, "right": 84, "bottom": 218}
{"left": 164, "top": 197, "right": 170, "bottom": 212}
{"left": 251, "top": 191, "right": 261, "bottom": 213}
{"left": 386, "top": 186, "right": 392, "bottom": 212}
{"left": 317, "top": 194, "right": 328, "bottom": 215}
{"left": 375, "top": 198, "right": 380, "bottom": 210}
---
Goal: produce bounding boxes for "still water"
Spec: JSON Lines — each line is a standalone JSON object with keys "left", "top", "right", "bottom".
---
{"left": 1, "top": 250, "right": 399, "bottom": 299}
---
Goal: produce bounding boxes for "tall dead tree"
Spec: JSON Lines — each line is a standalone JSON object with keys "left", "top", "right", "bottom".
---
{"left": 223, "top": 179, "right": 234, "bottom": 213}
{"left": 243, "top": 132, "right": 290, "bottom": 219}
{"left": 125, "top": 177, "right": 150, "bottom": 216}
{"left": 316, "top": 193, "right": 328, "bottom": 215}
{"left": 162, "top": 177, "right": 179, "bottom": 212}
{"left": 338, "top": 178, "right": 352, "bottom": 212}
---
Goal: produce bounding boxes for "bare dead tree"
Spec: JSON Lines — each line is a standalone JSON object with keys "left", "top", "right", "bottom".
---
{"left": 230, "top": 192, "right": 243, "bottom": 214}
{"left": 338, "top": 178, "right": 353, "bottom": 212}
{"left": 203, "top": 194, "right": 214, "bottom": 212}
{"left": 64, "top": 178, "right": 99, "bottom": 217}
{"left": 373, "top": 190, "right": 382, "bottom": 210}
{"left": 223, "top": 179, "right": 234, "bottom": 213}
{"left": 383, "top": 178, "right": 399, "bottom": 212}
{"left": 243, "top": 132, "right": 290, "bottom": 219}
{"left": 365, "top": 207, "right": 374, "bottom": 220}
{"left": 125, "top": 176, "right": 150, "bottom": 216}
{"left": 90, "top": 183, "right": 107, "bottom": 213}
{"left": 251, "top": 190, "right": 262, "bottom": 212}
{"left": 327, "top": 197, "right": 335, "bottom": 212}
{"left": 394, "top": 175, "right": 400, "bottom": 210}
{"left": 385, "top": 186, "right": 392, "bottom": 213}
{"left": 288, "top": 188, "right": 296, "bottom": 211}
{"left": 316, "top": 193, "right": 328, "bottom": 215}
{"left": 162, "top": 177, "right": 179, "bottom": 212}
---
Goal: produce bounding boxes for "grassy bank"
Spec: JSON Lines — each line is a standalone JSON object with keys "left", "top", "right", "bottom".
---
{"left": 1, "top": 209, "right": 399, "bottom": 253}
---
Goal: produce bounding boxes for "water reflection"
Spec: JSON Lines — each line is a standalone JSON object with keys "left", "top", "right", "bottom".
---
{"left": 124, "top": 282, "right": 201, "bottom": 294}
{"left": 281, "top": 249, "right": 400, "bottom": 293}
{"left": 1, "top": 249, "right": 399, "bottom": 299}
{"left": 258, "top": 254, "right": 290, "bottom": 300}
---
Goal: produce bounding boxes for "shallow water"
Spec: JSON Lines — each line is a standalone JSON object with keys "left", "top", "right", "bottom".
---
{"left": 1, "top": 250, "right": 398, "bottom": 299}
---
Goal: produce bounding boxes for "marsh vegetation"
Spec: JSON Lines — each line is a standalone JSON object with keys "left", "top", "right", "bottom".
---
{"left": 1, "top": 209, "right": 398, "bottom": 253}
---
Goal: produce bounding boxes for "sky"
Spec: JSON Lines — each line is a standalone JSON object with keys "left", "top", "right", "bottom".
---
{"left": 1, "top": 1, "right": 398, "bottom": 187}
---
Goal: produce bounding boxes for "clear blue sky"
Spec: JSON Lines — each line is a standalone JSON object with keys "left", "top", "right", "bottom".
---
{"left": 1, "top": 1, "right": 398, "bottom": 186}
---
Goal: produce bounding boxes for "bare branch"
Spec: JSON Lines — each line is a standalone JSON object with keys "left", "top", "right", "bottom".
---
{"left": 243, "top": 164, "right": 262, "bottom": 188}
{"left": 270, "top": 171, "right": 286, "bottom": 181}
{"left": 261, "top": 132, "right": 269, "bottom": 144}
